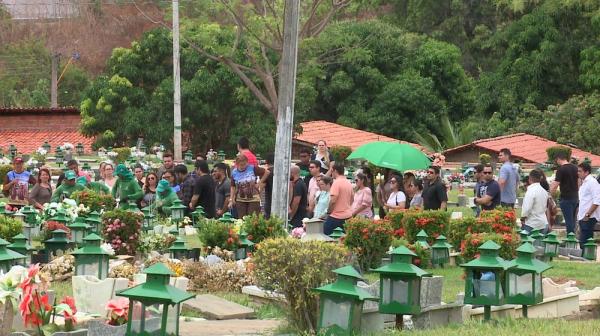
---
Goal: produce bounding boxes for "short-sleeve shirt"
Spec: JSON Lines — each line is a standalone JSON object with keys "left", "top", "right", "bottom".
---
{"left": 215, "top": 178, "right": 231, "bottom": 211}
{"left": 296, "top": 162, "right": 311, "bottom": 184}
{"left": 477, "top": 180, "right": 501, "bottom": 211}
{"left": 329, "top": 176, "right": 353, "bottom": 219}
{"left": 193, "top": 175, "right": 216, "bottom": 218}
{"left": 422, "top": 179, "right": 448, "bottom": 210}
{"left": 311, "top": 152, "right": 335, "bottom": 175}
{"left": 352, "top": 187, "right": 373, "bottom": 218}
{"left": 555, "top": 163, "right": 579, "bottom": 200}
{"left": 240, "top": 149, "right": 259, "bottom": 167}
{"left": 231, "top": 165, "right": 261, "bottom": 202}
{"left": 5, "top": 170, "right": 36, "bottom": 205}
{"left": 499, "top": 162, "right": 518, "bottom": 204}
{"left": 290, "top": 179, "right": 308, "bottom": 227}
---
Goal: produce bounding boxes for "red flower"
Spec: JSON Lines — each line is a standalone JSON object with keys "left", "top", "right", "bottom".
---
{"left": 362, "top": 228, "right": 369, "bottom": 234}
{"left": 61, "top": 296, "right": 77, "bottom": 324}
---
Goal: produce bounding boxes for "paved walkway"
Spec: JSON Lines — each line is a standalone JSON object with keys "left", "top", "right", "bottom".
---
{"left": 179, "top": 319, "right": 282, "bottom": 336}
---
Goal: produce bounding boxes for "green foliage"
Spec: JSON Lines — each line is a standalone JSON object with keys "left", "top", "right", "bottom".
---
{"left": 71, "top": 189, "right": 116, "bottom": 213}
{"left": 402, "top": 210, "right": 450, "bottom": 245}
{"left": 461, "top": 232, "right": 519, "bottom": 261}
{"left": 329, "top": 145, "right": 352, "bottom": 162}
{"left": 241, "top": 213, "right": 286, "bottom": 244}
{"left": 479, "top": 154, "right": 492, "bottom": 164}
{"left": 391, "top": 238, "right": 432, "bottom": 268}
{"left": 546, "top": 145, "right": 572, "bottom": 162}
{"left": 343, "top": 217, "right": 393, "bottom": 271}
{"left": 253, "top": 238, "right": 348, "bottom": 332}
{"left": 198, "top": 219, "right": 238, "bottom": 250}
{"left": 0, "top": 165, "right": 12, "bottom": 182}
{"left": 449, "top": 208, "right": 517, "bottom": 250}
{"left": 0, "top": 215, "right": 23, "bottom": 241}
{"left": 113, "top": 147, "right": 131, "bottom": 163}
{"left": 101, "top": 209, "right": 142, "bottom": 255}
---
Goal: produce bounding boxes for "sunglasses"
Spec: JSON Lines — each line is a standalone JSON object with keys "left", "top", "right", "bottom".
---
{"left": 427, "top": 171, "right": 435, "bottom": 174}
{"left": 483, "top": 172, "right": 493, "bottom": 175}
{"left": 148, "top": 177, "right": 156, "bottom": 180}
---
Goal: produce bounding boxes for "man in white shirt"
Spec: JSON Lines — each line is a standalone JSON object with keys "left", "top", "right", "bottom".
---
{"left": 520, "top": 170, "right": 549, "bottom": 233}
{"left": 577, "top": 162, "right": 600, "bottom": 248}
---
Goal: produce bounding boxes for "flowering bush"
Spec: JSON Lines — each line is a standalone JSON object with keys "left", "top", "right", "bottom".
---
{"left": 101, "top": 210, "right": 142, "bottom": 255}
{"left": 0, "top": 214, "right": 23, "bottom": 241}
{"left": 198, "top": 219, "right": 239, "bottom": 251}
{"left": 41, "top": 221, "right": 71, "bottom": 241}
{"left": 184, "top": 260, "right": 255, "bottom": 292}
{"left": 241, "top": 213, "right": 286, "bottom": 243}
{"left": 386, "top": 211, "right": 406, "bottom": 233}
{"left": 138, "top": 232, "right": 176, "bottom": 255}
{"left": 461, "top": 232, "right": 519, "bottom": 262}
{"left": 448, "top": 208, "right": 518, "bottom": 251}
{"left": 402, "top": 210, "right": 450, "bottom": 245}
{"left": 344, "top": 217, "right": 393, "bottom": 271}
{"left": 106, "top": 297, "right": 129, "bottom": 326}
{"left": 480, "top": 208, "right": 518, "bottom": 233}
{"left": 71, "top": 190, "right": 116, "bottom": 213}
{"left": 391, "top": 238, "right": 431, "bottom": 268}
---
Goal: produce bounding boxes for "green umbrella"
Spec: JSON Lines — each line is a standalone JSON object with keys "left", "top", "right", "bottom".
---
{"left": 347, "top": 141, "right": 431, "bottom": 171}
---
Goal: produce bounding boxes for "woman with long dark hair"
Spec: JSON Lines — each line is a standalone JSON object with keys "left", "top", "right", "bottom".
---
{"left": 384, "top": 174, "right": 406, "bottom": 212}
{"left": 29, "top": 168, "right": 52, "bottom": 210}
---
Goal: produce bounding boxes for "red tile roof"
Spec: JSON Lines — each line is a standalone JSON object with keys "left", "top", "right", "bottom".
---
{"left": 294, "top": 120, "right": 428, "bottom": 153}
{"left": 444, "top": 133, "right": 600, "bottom": 166}
{"left": 0, "top": 130, "right": 94, "bottom": 155}
{"left": 0, "top": 107, "right": 80, "bottom": 114}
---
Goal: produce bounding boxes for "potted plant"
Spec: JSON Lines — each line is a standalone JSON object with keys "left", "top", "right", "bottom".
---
{"left": 87, "top": 297, "right": 128, "bottom": 336}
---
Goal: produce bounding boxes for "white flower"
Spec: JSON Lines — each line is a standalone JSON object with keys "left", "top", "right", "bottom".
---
{"left": 101, "top": 243, "right": 115, "bottom": 256}
{"left": 107, "top": 151, "right": 118, "bottom": 158}
{"left": 37, "top": 147, "right": 47, "bottom": 156}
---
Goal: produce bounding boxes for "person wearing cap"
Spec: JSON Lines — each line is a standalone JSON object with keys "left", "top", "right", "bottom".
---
{"left": 155, "top": 179, "right": 179, "bottom": 215}
{"left": 76, "top": 176, "right": 110, "bottom": 195}
{"left": 51, "top": 170, "right": 85, "bottom": 202}
{"left": 56, "top": 159, "right": 91, "bottom": 186}
{"left": 2, "top": 157, "right": 36, "bottom": 205}
{"left": 111, "top": 164, "right": 143, "bottom": 209}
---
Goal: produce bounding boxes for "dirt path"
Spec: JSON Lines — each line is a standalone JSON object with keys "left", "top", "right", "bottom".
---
{"left": 179, "top": 319, "right": 282, "bottom": 336}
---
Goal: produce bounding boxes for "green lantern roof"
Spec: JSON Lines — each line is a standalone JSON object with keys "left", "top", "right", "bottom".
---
{"left": 584, "top": 238, "right": 597, "bottom": 247}
{"left": 69, "top": 217, "right": 89, "bottom": 229}
{"left": 530, "top": 229, "right": 544, "bottom": 239}
{"left": 169, "top": 237, "right": 188, "bottom": 252}
{"left": 72, "top": 233, "right": 107, "bottom": 255}
{"left": 238, "top": 232, "right": 254, "bottom": 248}
{"left": 371, "top": 246, "right": 431, "bottom": 277}
{"left": 219, "top": 212, "right": 235, "bottom": 223}
{"left": 542, "top": 232, "right": 560, "bottom": 245}
{"left": 117, "top": 263, "right": 195, "bottom": 304}
{"left": 8, "top": 234, "right": 34, "bottom": 251}
{"left": 44, "top": 229, "right": 70, "bottom": 243}
{"left": 460, "top": 240, "right": 510, "bottom": 270}
{"left": 506, "top": 242, "right": 551, "bottom": 273}
{"left": 169, "top": 199, "right": 187, "bottom": 211}
{"left": 329, "top": 227, "right": 345, "bottom": 239}
{"left": 519, "top": 230, "right": 529, "bottom": 238}
{"left": 314, "top": 265, "right": 377, "bottom": 301}
{"left": 51, "top": 210, "right": 70, "bottom": 223}
{"left": 432, "top": 235, "right": 453, "bottom": 249}
{"left": 168, "top": 226, "right": 179, "bottom": 236}
{"left": 564, "top": 232, "right": 578, "bottom": 244}
{"left": 86, "top": 211, "right": 101, "bottom": 223}
{"left": 416, "top": 230, "right": 428, "bottom": 239}
{"left": 20, "top": 205, "right": 37, "bottom": 216}
{"left": 0, "top": 238, "right": 25, "bottom": 261}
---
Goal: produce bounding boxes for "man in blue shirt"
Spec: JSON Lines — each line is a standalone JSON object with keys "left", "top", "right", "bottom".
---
{"left": 498, "top": 148, "right": 518, "bottom": 208}
{"left": 474, "top": 164, "right": 501, "bottom": 211}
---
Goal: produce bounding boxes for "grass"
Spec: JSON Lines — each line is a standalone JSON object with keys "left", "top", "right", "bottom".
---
{"left": 375, "top": 318, "right": 600, "bottom": 336}
{"left": 50, "top": 280, "right": 73, "bottom": 300}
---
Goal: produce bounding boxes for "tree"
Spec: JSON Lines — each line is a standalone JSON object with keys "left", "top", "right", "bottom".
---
{"left": 413, "top": 115, "right": 476, "bottom": 153}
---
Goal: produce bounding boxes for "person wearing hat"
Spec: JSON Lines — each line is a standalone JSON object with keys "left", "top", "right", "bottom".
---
{"left": 111, "top": 164, "right": 143, "bottom": 209}
{"left": 76, "top": 176, "right": 110, "bottom": 195}
{"left": 3, "top": 157, "right": 37, "bottom": 205}
{"left": 155, "top": 179, "right": 179, "bottom": 215}
{"left": 51, "top": 170, "right": 85, "bottom": 202}
{"left": 56, "top": 159, "right": 91, "bottom": 186}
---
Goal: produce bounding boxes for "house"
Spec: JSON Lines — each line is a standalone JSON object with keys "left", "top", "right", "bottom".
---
{"left": 0, "top": 107, "right": 93, "bottom": 156}
{"left": 443, "top": 133, "right": 600, "bottom": 167}
{"left": 292, "top": 120, "right": 427, "bottom": 157}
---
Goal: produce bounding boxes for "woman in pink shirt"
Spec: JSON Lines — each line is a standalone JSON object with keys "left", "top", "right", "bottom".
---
{"left": 351, "top": 173, "right": 373, "bottom": 218}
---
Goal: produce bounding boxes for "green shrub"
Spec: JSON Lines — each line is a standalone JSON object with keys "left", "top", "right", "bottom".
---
{"left": 343, "top": 217, "right": 392, "bottom": 271}
{"left": 546, "top": 145, "right": 572, "bottom": 162}
{"left": 479, "top": 153, "right": 491, "bottom": 164}
{"left": 241, "top": 213, "right": 286, "bottom": 244}
{"left": 101, "top": 209, "right": 142, "bottom": 255}
{"left": 0, "top": 164, "right": 12, "bottom": 183}
{"left": 71, "top": 189, "right": 116, "bottom": 213}
{"left": 402, "top": 210, "right": 450, "bottom": 245}
{"left": 461, "top": 232, "right": 519, "bottom": 262}
{"left": 253, "top": 238, "right": 348, "bottom": 332}
{"left": 330, "top": 145, "right": 352, "bottom": 162}
{"left": 113, "top": 147, "right": 131, "bottom": 163}
{"left": 391, "top": 238, "right": 431, "bottom": 268}
{"left": 198, "top": 219, "right": 238, "bottom": 251}
{"left": 0, "top": 215, "right": 23, "bottom": 241}
{"left": 449, "top": 208, "right": 518, "bottom": 250}
{"left": 386, "top": 211, "right": 406, "bottom": 231}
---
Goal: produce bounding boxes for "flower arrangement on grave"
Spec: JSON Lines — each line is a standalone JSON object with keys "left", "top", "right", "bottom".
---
{"left": 402, "top": 210, "right": 450, "bottom": 245}
{"left": 32, "top": 147, "right": 47, "bottom": 165}
{"left": 0, "top": 265, "right": 28, "bottom": 327}
{"left": 291, "top": 226, "right": 305, "bottom": 239}
{"left": 198, "top": 219, "right": 239, "bottom": 251}
{"left": 461, "top": 232, "right": 519, "bottom": 261}
{"left": 41, "top": 221, "right": 71, "bottom": 241}
{"left": 0, "top": 214, "right": 23, "bottom": 241}
{"left": 42, "top": 199, "right": 80, "bottom": 222}
{"left": 343, "top": 217, "right": 393, "bottom": 270}
{"left": 18, "top": 264, "right": 78, "bottom": 335}
{"left": 138, "top": 232, "right": 176, "bottom": 255}
{"left": 41, "top": 255, "right": 74, "bottom": 281}
{"left": 106, "top": 297, "right": 129, "bottom": 326}
{"left": 71, "top": 189, "right": 116, "bottom": 213}
{"left": 108, "top": 263, "right": 139, "bottom": 281}
{"left": 144, "top": 256, "right": 185, "bottom": 277}
{"left": 446, "top": 172, "right": 465, "bottom": 184}
{"left": 101, "top": 210, "right": 142, "bottom": 255}
{"left": 241, "top": 213, "right": 286, "bottom": 243}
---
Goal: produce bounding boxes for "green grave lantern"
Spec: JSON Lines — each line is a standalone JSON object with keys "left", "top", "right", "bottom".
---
{"left": 68, "top": 216, "right": 89, "bottom": 246}
{"left": 55, "top": 148, "right": 64, "bottom": 167}
{"left": 168, "top": 225, "right": 180, "bottom": 237}
{"left": 0, "top": 238, "right": 26, "bottom": 272}
{"left": 42, "top": 141, "right": 51, "bottom": 153}
{"left": 72, "top": 233, "right": 110, "bottom": 280}
{"left": 372, "top": 246, "right": 431, "bottom": 327}
{"left": 184, "top": 150, "right": 193, "bottom": 164}
{"left": 460, "top": 240, "right": 510, "bottom": 320}
{"left": 50, "top": 209, "right": 70, "bottom": 225}
{"left": 432, "top": 235, "right": 452, "bottom": 267}
{"left": 7, "top": 233, "right": 34, "bottom": 265}
{"left": 218, "top": 212, "right": 235, "bottom": 224}
{"left": 329, "top": 227, "right": 345, "bottom": 241}
{"left": 76, "top": 142, "right": 84, "bottom": 156}
{"left": 519, "top": 230, "right": 534, "bottom": 244}
{"left": 116, "top": 263, "right": 195, "bottom": 336}
{"left": 9, "top": 144, "right": 17, "bottom": 158}
{"left": 217, "top": 150, "right": 225, "bottom": 162}
{"left": 314, "top": 266, "right": 377, "bottom": 335}
{"left": 530, "top": 229, "right": 544, "bottom": 247}
{"left": 168, "top": 237, "right": 189, "bottom": 260}
{"left": 44, "top": 229, "right": 72, "bottom": 258}
{"left": 583, "top": 238, "right": 597, "bottom": 261}
{"left": 542, "top": 231, "right": 560, "bottom": 259}
{"left": 505, "top": 242, "right": 551, "bottom": 317}
{"left": 168, "top": 199, "right": 186, "bottom": 223}
{"left": 139, "top": 144, "right": 147, "bottom": 155}
{"left": 0, "top": 203, "right": 14, "bottom": 216}
{"left": 346, "top": 166, "right": 355, "bottom": 180}
{"left": 190, "top": 206, "right": 205, "bottom": 228}
{"left": 235, "top": 232, "right": 254, "bottom": 260}
{"left": 564, "top": 232, "right": 579, "bottom": 250}
{"left": 126, "top": 200, "right": 140, "bottom": 213}
{"left": 143, "top": 211, "right": 156, "bottom": 232}
{"left": 85, "top": 211, "right": 102, "bottom": 233}
{"left": 12, "top": 211, "right": 26, "bottom": 224}
{"left": 416, "top": 230, "right": 430, "bottom": 249}
{"left": 20, "top": 205, "right": 38, "bottom": 225}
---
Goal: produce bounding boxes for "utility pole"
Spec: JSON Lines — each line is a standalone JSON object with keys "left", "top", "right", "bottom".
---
{"left": 172, "top": 0, "right": 182, "bottom": 162}
{"left": 50, "top": 53, "right": 59, "bottom": 108}
{"left": 271, "top": 0, "right": 300, "bottom": 225}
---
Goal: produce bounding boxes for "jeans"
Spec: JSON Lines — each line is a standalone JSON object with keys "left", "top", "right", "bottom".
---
{"left": 559, "top": 199, "right": 578, "bottom": 234}
{"left": 324, "top": 216, "right": 347, "bottom": 235}
{"left": 579, "top": 218, "right": 597, "bottom": 249}
{"left": 522, "top": 224, "right": 548, "bottom": 235}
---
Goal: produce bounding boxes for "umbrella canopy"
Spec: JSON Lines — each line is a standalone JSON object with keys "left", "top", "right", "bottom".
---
{"left": 347, "top": 141, "right": 431, "bottom": 171}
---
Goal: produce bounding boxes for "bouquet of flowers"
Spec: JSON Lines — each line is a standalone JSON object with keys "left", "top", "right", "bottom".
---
{"left": 431, "top": 153, "right": 446, "bottom": 167}
{"left": 106, "top": 298, "right": 129, "bottom": 326}
{"left": 446, "top": 172, "right": 465, "bottom": 184}
{"left": 42, "top": 199, "right": 80, "bottom": 222}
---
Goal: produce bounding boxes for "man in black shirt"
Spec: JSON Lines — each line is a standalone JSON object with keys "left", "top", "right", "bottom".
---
{"left": 296, "top": 148, "right": 312, "bottom": 184}
{"left": 422, "top": 166, "right": 448, "bottom": 210}
{"left": 289, "top": 166, "right": 308, "bottom": 227}
{"left": 474, "top": 165, "right": 501, "bottom": 211}
{"left": 550, "top": 152, "right": 579, "bottom": 234}
{"left": 175, "top": 164, "right": 195, "bottom": 215}
{"left": 190, "top": 160, "right": 216, "bottom": 218}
